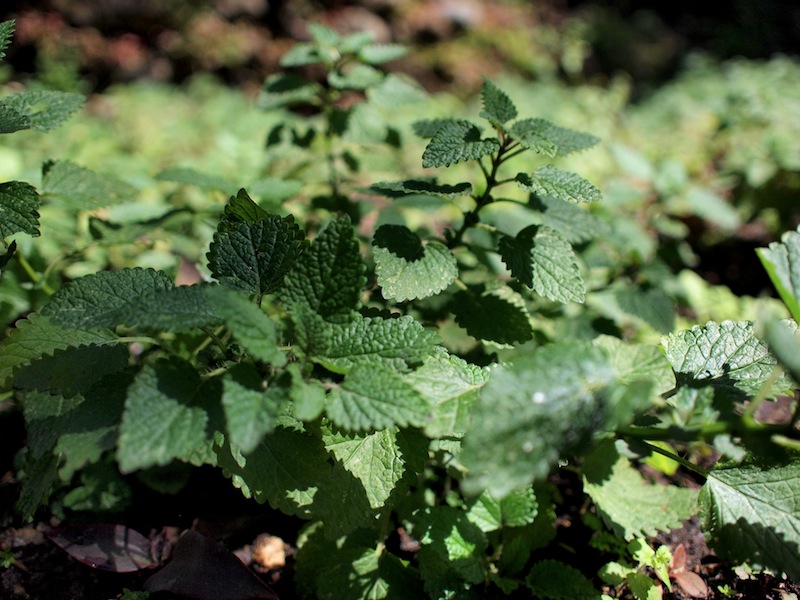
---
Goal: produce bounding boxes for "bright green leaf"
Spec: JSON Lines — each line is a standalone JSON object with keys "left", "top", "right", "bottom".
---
{"left": 329, "top": 64, "right": 383, "bottom": 90}
{"left": 359, "top": 43, "right": 407, "bottom": 64}
{"left": 516, "top": 165, "right": 602, "bottom": 203}
{"left": 467, "top": 487, "right": 538, "bottom": 532}
{"left": 0, "top": 181, "right": 40, "bottom": 237}
{"left": 154, "top": 166, "right": 235, "bottom": 192}
{"left": 414, "top": 506, "right": 488, "bottom": 585}
{"left": 757, "top": 226, "right": 800, "bottom": 323}
{"left": 422, "top": 120, "right": 500, "bottom": 168}
{"left": 593, "top": 335, "right": 676, "bottom": 395}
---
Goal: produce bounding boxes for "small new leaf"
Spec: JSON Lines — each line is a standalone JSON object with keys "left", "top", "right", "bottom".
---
{"left": 373, "top": 224, "right": 458, "bottom": 301}
{"left": 257, "top": 73, "right": 321, "bottom": 110}
{"left": 516, "top": 166, "right": 602, "bottom": 203}
{"left": 498, "top": 225, "right": 585, "bottom": 303}
{"left": 422, "top": 120, "right": 500, "bottom": 168}
{"left": 358, "top": 43, "right": 407, "bottom": 64}
{"left": 0, "top": 181, "right": 40, "bottom": 237}
{"left": 479, "top": 77, "right": 517, "bottom": 127}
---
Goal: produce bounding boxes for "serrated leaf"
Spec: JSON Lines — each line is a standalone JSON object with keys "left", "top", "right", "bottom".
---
{"left": 404, "top": 348, "right": 489, "bottom": 438}
{"left": 41, "top": 160, "right": 136, "bottom": 209}
{"left": 40, "top": 268, "right": 174, "bottom": 329}
{"left": 0, "top": 90, "right": 83, "bottom": 131}
{"left": 220, "top": 188, "right": 270, "bottom": 224}
{"left": 0, "top": 239, "right": 16, "bottom": 277}
{"left": 208, "top": 201, "right": 307, "bottom": 297}
{"left": 510, "top": 118, "right": 599, "bottom": 156}
{"left": 322, "top": 426, "right": 406, "bottom": 509}
{"left": 326, "top": 362, "right": 430, "bottom": 431}
{"left": 583, "top": 440, "right": 698, "bottom": 540}
{"left": 699, "top": 458, "right": 800, "bottom": 580}
{"left": 0, "top": 181, "right": 40, "bottom": 237}
{"left": 338, "top": 30, "right": 375, "bottom": 53}
{"left": 154, "top": 166, "right": 235, "bottom": 192}
{"left": 499, "top": 225, "right": 584, "bottom": 303}
{"left": 0, "top": 20, "right": 14, "bottom": 61}
{"left": 614, "top": 284, "right": 676, "bottom": 333}
{"left": 257, "top": 73, "right": 321, "bottom": 110}
{"left": 526, "top": 560, "right": 600, "bottom": 600}
{"left": 329, "top": 64, "right": 384, "bottom": 90}
{"left": 307, "top": 313, "right": 440, "bottom": 374}
{"left": 412, "top": 118, "right": 451, "bottom": 139}
{"left": 516, "top": 165, "right": 602, "bottom": 203}
{"left": 529, "top": 195, "right": 610, "bottom": 243}
{"left": 368, "top": 179, "right": 472, "bottom": 199}
{"left": 215, "top": 428, "right": 332, "bottom": 517}
{"left": 422, "top": 120, "right": 500, "bottom": 168}
{"left": 414, "top": 506, "right": 488, "bottom": 585}
{"left": 358, "top": 43, "right": 407, "bottom": 64}
{"left": 452, "top": 283, "right": 533, "bottom": 344}
{"left": 117, "top": 360, "right": 209, "bottom": 473}
{"left": 16, "top": 452, "right": 60, "bottom": 520}
{"left": 281, "top": 215, "right": 365, "bottom": 320}
{"left": 757, "top": 226, "right": 800, "bottom": 323}
{"left": 222, "top": 364, "right": 283, "bottom": 455}
{"left": 467, "top": 487, "right": 538, "bottom": 532}
{"left": 373, "top": 225, "right": 458, "bottom": 301}
{"left": 593, "top": 335, "right": 676, "bottom": 395}
{"left": 479, "top": 78, "right": 517, "bottom": 126}
{"left": 662, "top": 320, "right": 792, "bottom": 398}
{"left": 0, "top": 313, "right": 119, "bottom": 388}
{"left": 461, "top": 341, "right": 620, "bottom": 497}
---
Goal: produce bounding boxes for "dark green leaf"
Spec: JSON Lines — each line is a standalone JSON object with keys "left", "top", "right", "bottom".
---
{"left": 479, "top": 77, "right": 517, "bottom": 126}
{"left": 368, "top": 179, "right": 472, "bottom": 199}
{"left": 452, "top": 283, "right": 533, "bottom": 344}
{"left": 257, "top": 73, "right": 321, "bottom": 110}
{"left": 515, "top": 166, "right": 602, "bottom": 203}
{"left": 0, "top": 20, "right": 14, "bottom": 61}
{"left": 526, "top": 560, "right": 599, "bottom": 600}
{"left": 412, "top": 118, "right": 451, "bottom": 139}
{"left": 220, "top": 188, "right": 270, "bottom": 224}
{"left": 222, "top": 364, "right": 283, "bottom": 455}
{"left": 422, "top": 120, "right": 500, "bottom": 168}
{"left": 0, "top": 181, "right": 39, "bottom": 237}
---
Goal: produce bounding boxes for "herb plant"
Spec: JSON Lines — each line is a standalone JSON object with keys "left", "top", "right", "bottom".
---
{"left": 2, "top": 22, "right": 799, "bottom": 599}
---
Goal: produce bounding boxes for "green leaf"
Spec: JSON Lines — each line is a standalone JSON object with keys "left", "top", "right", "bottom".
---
{"left": 359, "top": 43, "right": 407, "bottom": 64}
{"left": 373, "top": 225, "right": 458, "bottom": 301}
{"left": 515, "top": 166, "right": 602, "bottom": 203}
{"left": 452, "top": 283, "right": 533, "bottom": 344}
{"left": 510, "top": 118, "right": 599, "bottom": 156}
{"left": 479, "top": 77, "right": 517, "bottom": 127}
{"left": 593, "top": 335, "right": 676, "bottom": 395}
{"left": 529, "top": 195, "right": 610, "bottom": 243}
{"left": 316, "top": 547, "right": 419, "bottom": 600}
{"left": 467, "top": 487, "right": 538, "bottom": 532}
{"left": 306, "top": 313, "right": 440, "bottom": 374}
{"left": 583, "top": 440, "right": 698, "bottom": 540}
{"left": 40, "top": 268, "right": 174, "bottom": 329}
{"left": 0, "top": 20, "right": 14, "bottom": 61}
{"left": 461, "top": 341, "right": 618, "bottom": 497}
{"left": 322, "top": 426, "right": 406, "bottom": 509}
{"left": 0, "top": 90, "right": 83, "bottom": 132}
{"left": 117, "top": 360, "right": 209, "bottom": 473}
{"left": 329, "top": 64, "right": 384, "bottom": 90}
{"left": 215, "top": 427, "right": 332, "bottom": 517}
{"left": 279, "top": 43, "right": 322, "bottom": 68}
{"left": 367, "top": 73, "right": 426, "bottom": 108}
{"left": 498, "top": 225, "right": 585, "bottom": 303}
{"left": 0, "top": 313, "right": 119, "bottom": 388}
{"left": 0, "top": 240, "right": 16, "bottom": 277}
{"left": 16, "top": 452, "right": 60, "bottom": 520}
{"left": 414, "top": 506, "right": 488, "bottom": 585}
{"left": 662, "top": 320, "right": 792, "bottom": 398}
{"left": 41, "top": 160, "right": 137, "bottom": 209}
{"left": 763, "top": 318, "right": 800, "bottom": 383}
{"left": 757, "top": 226, "right": 800, "bottom": 323}
{"left": 281, "top": 215, "right": 365, "bottom": 320}
{"left": 422, "top": 120, "right": 500, "bottom": 168}
{"left": 326, "top": 362, "right": 431, "bottom": 431}
{"left": 257, "top": 73, "right": 321, "bottom": 110}
{"left": 0, "top": 181, "right": 40, "bottom": 237}
{"left": 368, "top": 179, "right": 472, "bottom": 199}
{"left": 222, "top": 364, "right": 283, "bottom": 455}
{"left": 412, "top": 118, "right": 451, "bottom": 139}
{"left": 154, "top": 166, "right": 235, "bottom": 192}
{"left": 614, "top": 284, "right": 676, "bottom": 333}
{"left": 526, "top": 560, "right": 600, "bottom": 600}
{"left": 699, "top": 458, "right": 800, "bottom": 580}
{"left": 208, "top": 195, "right": 307, "bottom": 297}
{"left": 220, "top": 188, "right": 270, "bottom": 224}
{"left": 105, "top": 285, "right": 220, "bottom": 331}
{"left": 403, "top": 348, "right": 489, "bottom": 438}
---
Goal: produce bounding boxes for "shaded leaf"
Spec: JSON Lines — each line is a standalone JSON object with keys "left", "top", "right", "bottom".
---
{"left": 757, "top": 226, "right": 800, "bottom": 323}
{"left": 0, "top": 20, "right": 14, "bottom": 61}
{"left": 515, "top": 165, "right": 602, "bottom": 203}
{"left": 42, "top": 160, "right": 136, "bottom": 209}
{"left": 526, "top": 560, "right": 600, "bottom": 600}
{"left": 529, "top": 195, "right": 609, "bottom": 243}
{"left": 0, "top": 90, "right": 83, "bottom": 132}
{"left": 414, "top": 506, "right": 488, "bottom": 585}
{"left": 0, "top": 181, "right": 39, "bottom": 237}
{"left": 452, "top": 283, "right": 533, "bottom": 344}
{"left": 593, "top": 335, "right": 676, "bottom": 395}
{"left": 479, "top": 77, "right": 517, "bottom": 126}
{"left": 422, "top": 120, "right": 500, "bottom": 168}
{"left": 222, "top": 364, "right": 283, "bottom": 455}
{"left": 257, "top": 73, "right": 321, "bottom": 110}
{"left": 155, "top": 166, "right": 235, "bottom": 192}
{"left": 368, "top": 179, "right": 472, "bottom": 199}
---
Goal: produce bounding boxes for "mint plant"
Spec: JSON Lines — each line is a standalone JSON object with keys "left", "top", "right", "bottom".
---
{"left": 2, "top": 24, "right": 800, "bottom": 599}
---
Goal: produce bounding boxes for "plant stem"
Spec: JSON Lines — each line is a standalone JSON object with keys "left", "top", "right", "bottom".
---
{"left": 635, "top": 440, "right": 710, "bottom": 478}
{"left": 16, "top": 253, "right": 55, "bottom": 295}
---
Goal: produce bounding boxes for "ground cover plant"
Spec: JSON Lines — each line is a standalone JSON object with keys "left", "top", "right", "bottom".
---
{"left": 1, "top": 20, "right": 800, "bottom": 600}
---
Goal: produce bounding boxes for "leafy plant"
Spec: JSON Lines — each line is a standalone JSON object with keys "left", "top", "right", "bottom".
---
{"left": 2, "top": 24, "right": 800, "bottom": 599}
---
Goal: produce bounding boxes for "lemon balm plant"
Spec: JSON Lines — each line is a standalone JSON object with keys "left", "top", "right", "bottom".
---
{"left": 2, "top": 22, "right": 800, "bottom": 598}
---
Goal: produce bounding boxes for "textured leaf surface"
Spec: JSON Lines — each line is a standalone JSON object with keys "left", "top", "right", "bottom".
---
{"left": 510, "top": 118, "right": 599, "bottom": 156}
{"left": 0, "top": 90, "right": 83, "bottom": 132}
{"left": 757, "top": 226, "right": 800, "bottom": 323}
{"left": 414, "top": 507, "right": 487, "bottom": 585}
{"left": 42, "top": 160, "right": 136, "bottom": 209}
{"left": 222, "top": 364, "right": 282, "bottom": 455}
{"left": 516, "top": 166, "right": 602, "bottom": 203}
{"left": 452, "top": 283, "right": 533, "bottom": 344}
{"left": 526, "top": 560, "right": 600, "bottom": 600}
{"left": 0, "top": 20, "right": 13, "bottom": 61}
{"left": 117, "top": 360, "right": 208, "bottom": 473}
{"left": 662, "top": 320, "right": 792, "bottom": 398}
{"left": 499, "top": 225, "right": 584, "bottom": 303}
{"left": 412, "top": 118, "right": 450, "bottom": 138}
{"left": 326, "top": 362, "right": 430, "bottom": 430}
{"left": 106, "top": 285, "right": 220, "bottom": 331}
{"left": 0, "top": 313, "right": 118, "bottom": 388}
{"left": 529, "top": 195, "right": 609, "bottom": 244}
{"left": 368, "top": 179, "right": 472, "bottom": 199}
{"left": 467, "top": 487, "right": 538, "bottom": 532}
{"left": 422, "top": 120, "right": 500, "bottom": 168}
{"left": 461, "top": 341, "right": 618, "bottom": 497}
{"left": 583, "top": 441, "right": 698, "bottom": 540}
{"left": 41, "top": 268, "right": 174, "bottom": 329}
{"left": 0, "top": 181, "right": 39, "bottom": 237}
{"left": 322, "top": 426, "right": 405, "bottom": 508}
{"left": 594, "top": 335, "right": 676, "bottom": 395}
{"left": 700, "top": 459, "right": 800, "bottom": 580}
{"left": 614, "top": 284, "right": 676, "bottom": 333}
{"left": 307, "top": 314, "right": 439, "bottom": 374}
{"left": 373, "top": 225, "right": 457, "bottom": 301}
{"left": 403, "top": 348, "right": 489, "bottom": 438}
{"left": 281, "top": 215, "right": 364, "bottom": 320}
{"left": 479, "top": 78, "right": 517, "bottom": 126}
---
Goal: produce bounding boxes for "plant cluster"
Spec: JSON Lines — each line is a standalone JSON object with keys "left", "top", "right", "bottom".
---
{"left": 1, "top": 21, "right": 799, "bottom": 599}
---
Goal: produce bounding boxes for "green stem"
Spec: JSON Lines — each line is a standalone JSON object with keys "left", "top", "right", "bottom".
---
{"left": 16, "top": 253, "right": 55, "bottom": 295}
{"left": 635, "top": 440, "right": 710, "bottom": 478}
